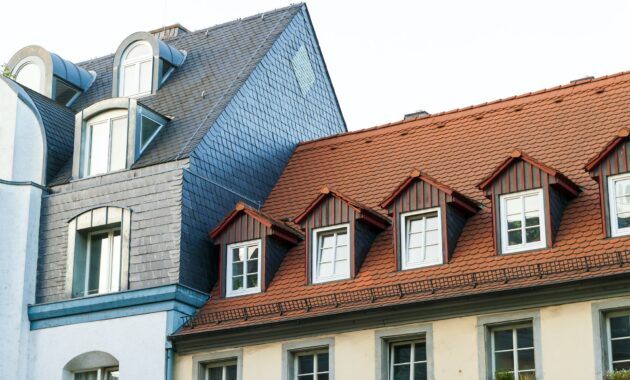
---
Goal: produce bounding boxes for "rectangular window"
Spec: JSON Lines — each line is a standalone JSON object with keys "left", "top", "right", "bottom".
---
{"left": 389, "top": 340, "right": 427, "bottom": 380}
{"left": 206, "top": 361, "right": 237, "bottom": 380}
{"left": 294, "top": 349, "right": 329, "bottom": 380}
{"left": 499, "top": 189, "right": 546, "bottom": 254}
{"left": 311, "top": 224, "right": 350, "bottom": 284}
{"left": 490, "top": 324, "right": 536, "bottom": 379}
{"left": 226, "top": 240, "right": 261, "bottom": 297}
{"left": 84, "top": 113, "right": 128, "bottom": 177}
{"left": 74, "top": 367, "right": 119, "bottom": 380}
{"left": 400, "top": 208, "right": 442, "bottom": 269}
{"left": 608, "top": 174, "right": 630, "bottom": 237}
{"left": 606, "top": 312, "right": 630, "bottom": 371}
{"left": 72, "top": 228, "right": 122, "bottom": 298}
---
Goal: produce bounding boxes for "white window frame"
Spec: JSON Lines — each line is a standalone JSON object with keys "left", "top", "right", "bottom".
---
{"left": 73, "top": 367, "right": 119, "bottom": 380}
{"left": 490, "top": 323, "right": 536, "bottom": 379}
{"left": 119, "top": 41, "right": 153, "bottom": 98}
{"left": 608, "top": 173, "right": 630, "bottom": 237}
{"left": 293, "top": 349, "right": 330, "bottom": 380}
{"left": 399, "top": 208, "right": 443, "bottom": 270}
{"left": 82, "top": 109, "right": 128, "bottom": 177}
{"left": 205, "top": 360, "right": 238, "bottom": 380}
{"left": 606, "top": 310, "right": 630, "bottom": 371}
{"left": 74, "top": 227, "right": 122, "bottom": 298}
{"left": 311, "top": 224, "right": 351, "bottom": 284}
{"left": 225, "top": 239, "right": 262, "bottom": 297}
{"left": 499, "top": 189, "right": 547, "bottom": 254}
{"left": 389, "top": 339, "right": 428, "bottom": 380}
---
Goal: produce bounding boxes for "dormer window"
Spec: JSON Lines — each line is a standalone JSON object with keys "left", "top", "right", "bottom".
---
{"left": 312, "top": 224, "right": 350, "bottom": 283}
{"left": 400, "top": 208, "right": 443, "bottom": 269}
{"left": 226, "top": 240, "right": 262, "bottom": 297}
{"left": 608, "top": 173, "right": 630, "bottom": 237}
{"left": 14, "top": 60, "right": 43, "bottom": 92}
{"left": 83, "top": 110, "right": 128, "bottom": 176}
{"left": 499, "top": 189, "right": 546, "bottom": 254}
{"left": 119, "top": 41, "right": 153, "bottom": 97}
{"left": 139, "top": 115, "right": 162, "bottom": 152}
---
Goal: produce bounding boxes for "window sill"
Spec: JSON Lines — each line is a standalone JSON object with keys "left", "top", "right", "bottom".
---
{"left": 311, "top": 275, "right": 352, "bottom": 286}
{"left": 400, "top": 261, "right": 445, "bottom": 271}
{"left": 225, "top": 288, "right": 262, "bottom": 298}
{"left": 499, "top": 244, "right": 549, "bottom": 256}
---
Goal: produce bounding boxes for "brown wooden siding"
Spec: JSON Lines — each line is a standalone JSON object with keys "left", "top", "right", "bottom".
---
{"left": 484, "top": 159, "right": 558, "bottom": 197}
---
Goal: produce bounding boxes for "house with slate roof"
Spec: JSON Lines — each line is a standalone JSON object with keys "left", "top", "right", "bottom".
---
{"left": 0, "top": 4, "right": 345, "bottom": 379}
{"left": 171, "top": 73, "right": 630, "bottom": 380}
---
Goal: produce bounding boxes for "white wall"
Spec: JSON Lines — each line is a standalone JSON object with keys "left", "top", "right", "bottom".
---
{"left": 29, "top": 312, "right": 168, "bottom": 379}
{"left": 0, "top": 77, "right": 45, "bottom": 380}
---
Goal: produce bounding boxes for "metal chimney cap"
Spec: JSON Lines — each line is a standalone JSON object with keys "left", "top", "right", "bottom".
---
{"left": 404, "top": 110, "right": 430, "bottom": 120}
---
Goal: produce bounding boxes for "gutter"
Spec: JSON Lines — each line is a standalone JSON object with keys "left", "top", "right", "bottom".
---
{"left": 0, "top": 178, "right": 48, "bottom": 191}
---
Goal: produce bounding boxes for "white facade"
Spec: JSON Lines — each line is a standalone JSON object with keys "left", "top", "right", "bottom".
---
{"left": 0, "top": 77, "right": 46, "bottom": 379}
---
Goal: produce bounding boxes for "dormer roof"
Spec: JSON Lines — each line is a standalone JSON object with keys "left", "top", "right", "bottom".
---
{"left": 585, "top": 128, "right": 630, "bottom": 175}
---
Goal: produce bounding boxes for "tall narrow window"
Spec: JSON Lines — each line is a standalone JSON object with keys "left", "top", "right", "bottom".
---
{"left": 607, "top": 312, "right": 630, "bottom": 371}
{"left": 491, "top": 324, "right": 536, "bottom": 379}
{"left": 206, "top": 361, "right": 237, "bottom": 380}
{"left": 82, "top": 110, "right": 128, "bottom": 177}
{"left": 226, "top": 240, "right": 261, "bottom": 297}
{"left": 608, "top": 174, "right": 630, "bottom": 237}
{"left": 119, "top": 41, "right": 152, "bottom": 97}
{"left": 72, "top": 228, "right": 122, "bottom": 298}
{"left": 389, "top": 340, "right": 427, "bottom": 380}
{"left": 294, "top": 350, "right": 329, "bottom": 380}
{"left": 499, "top": 189, "right": 546, "bottom": 254}
{"left": 312, "top": 225, "right": 350, "bottom": 284}
{"left": 400, "top": 209, "right": 442, "bottom": 269}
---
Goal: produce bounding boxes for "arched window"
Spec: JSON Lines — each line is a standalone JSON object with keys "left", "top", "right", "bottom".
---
{"left": 13, "top": 58, "right": 44, "bottom": 93}
{"left": 119, "top": 41, "right": 153, "bottom": 97}
{"left": 63, "top": 351, "right": 119, "bottom": 380}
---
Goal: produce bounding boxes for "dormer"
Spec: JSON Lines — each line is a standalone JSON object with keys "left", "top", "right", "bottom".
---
{"left": 71, "top": 98, "right": 168, "bottom": 179}
{"left": 380, "top": 169, "right": 479, "bottom": 270}
{"left": 112, "top": 31, "right": 186, "bottom": 98}
{"left": 293, "top": 187, "right": 390, "bottom": 284}
{"left": 585, "top": 128, "right": 630, "bottom": 238}
{"left": 7, "top": 45, "right": 96, "bottom": 106}
{"left": 479, "top": 150, "right": 580, "bottom": 254}
{"left": 210, "top": 202, "right": 302, "bottom": 297}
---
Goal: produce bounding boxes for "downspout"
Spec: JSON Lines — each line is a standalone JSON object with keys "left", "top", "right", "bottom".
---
{"left": 166, "top": 347, "right": 174, "bottom": 380}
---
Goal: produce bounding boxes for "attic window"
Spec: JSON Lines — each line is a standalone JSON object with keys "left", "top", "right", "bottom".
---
{"left": 499, "top": 189, "right": 546, "bottom": 254}
{"left": 291, "top": 45, "right": 316, "bottom": 95}
{"left": 139, "top": 115, "right": 163, "bottom": 152}
{"left": 53, "top": 77, "right": 81, "bottom": 106}
{"left": 400, "top": 208, "right": 443, "bottom": 269}
{"left": 119, "top": 41, "right": 153, "bottom": 97}
{"left": 226, "top": 240, "right": 261, "bottom": 297}
{"left": 14, "top": 61, "right": 43, "bottom": 92}
{"left": 608, "top": 173, "right": 630, "bottom": 237}
{"left": 82, "top": 109, "right": 128, "bottom": 177}
{"left": 312, "top": 224, "right": 350, "bottom": 284}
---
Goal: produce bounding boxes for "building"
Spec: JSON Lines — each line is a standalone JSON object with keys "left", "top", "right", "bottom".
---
{"left": 171, "top": 73, "right": 630, "bottom": 380}
{"left": 0, "top": 4, "right": 346, "bottom": 379}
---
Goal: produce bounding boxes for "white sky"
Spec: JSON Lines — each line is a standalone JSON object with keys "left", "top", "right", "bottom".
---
{"left": 2, "top": 0, "right": 630, "bottom": 131}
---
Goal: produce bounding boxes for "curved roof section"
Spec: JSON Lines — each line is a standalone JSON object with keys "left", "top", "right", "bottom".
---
{"left": 114, "top": 31, "right": 186, "bottom": 68}
{"left": 8, "top": 45, "right": 96, "bottom": 94}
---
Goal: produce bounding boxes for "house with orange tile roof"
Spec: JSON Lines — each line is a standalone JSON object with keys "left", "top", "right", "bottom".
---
{"left": 171, "top": 72, "right": 630, "bottom": 380}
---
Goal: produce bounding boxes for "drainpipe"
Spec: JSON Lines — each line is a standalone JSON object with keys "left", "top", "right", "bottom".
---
{"left": 166, "top": 347, "right": 174, "bottom": 380}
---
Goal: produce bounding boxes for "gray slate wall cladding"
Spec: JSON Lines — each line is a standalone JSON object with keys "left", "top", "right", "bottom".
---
{"left": 37, "top": 161, "right": 185, "bottom": 303}
{"left": 180, "top": 9, "right": 346, "bottom": 291}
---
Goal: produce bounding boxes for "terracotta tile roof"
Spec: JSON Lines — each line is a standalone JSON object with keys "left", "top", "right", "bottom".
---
{"left": 176, "top": 70, "right": 630, "bottom": 336}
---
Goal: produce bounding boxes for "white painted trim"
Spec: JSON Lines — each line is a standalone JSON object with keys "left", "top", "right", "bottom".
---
{"left": 225, "top": 239, "right": 262, "bottom": 297}
{"left": 399, "top": 207, "right": 443, "bottom": 270}
{"left": 311, "top": 224, "right": 351, "bottom": 284}
{"left": 499, "top": 189, "right": 547, "bottom": 254}
{"left": 118, "top": 41, "right": 153, "bottom": 98}
{"left": 608, "top": 173, "right": 630, "bottom": 237}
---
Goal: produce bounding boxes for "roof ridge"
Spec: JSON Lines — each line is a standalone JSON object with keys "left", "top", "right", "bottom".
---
{"left": 296, "top": 70, "right": 630, "bottom": 151}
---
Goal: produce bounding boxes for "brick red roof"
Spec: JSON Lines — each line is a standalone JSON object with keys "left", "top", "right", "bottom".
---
{"left": 176, "top": 71, "right": 630, "bottom": 336}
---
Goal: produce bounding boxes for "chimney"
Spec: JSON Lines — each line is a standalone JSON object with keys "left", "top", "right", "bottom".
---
{"left": 404, "top": 110, "right": 430, "bottom": 120}
{"left": 149, "top": 24, "right": 190, "bottom": 40}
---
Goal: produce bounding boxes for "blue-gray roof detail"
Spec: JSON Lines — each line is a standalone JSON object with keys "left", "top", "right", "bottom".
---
{"left": 157, "top": 38, "right": 186, "bottom": 66}
{"left": 50, "top": 52, "right": 96, "bottom": 91}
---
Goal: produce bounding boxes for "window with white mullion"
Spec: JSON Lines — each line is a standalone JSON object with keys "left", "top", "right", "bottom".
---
{"left": 73, "top": 367, "right": 119, "bottom": 380}
{"left": 389, "top": 340, "right": 427, "bottom": 380}
{"left": 500, "top": 189, "right": 546, "bottom": 254}
{"left": 294, "top": 350, "right": 329, "bottom": 380}
{"left": 491, "top": 324, "right": 535, "bottom": 378}
{"left": 607, "top": 313, "right": 630, "bottom": 370}
{"left": 226, "top": 240, "right": 261, "bottom": 297}
{"left": 85, "top": 113, "right": 128, "bottom": 177}
{"left": 75, "top": 228, "right": 122, "bottom": 298}
{"left": 206, "top": 361, "right": 237, "bottom": 380}
{"left": 400, "top": 208, "right": 442, "bottom": 270}
{"left": 608, "top": 174, "right": 630, "bottom": 237}
{"left": 312, "top": 225, "right": 350, "bottom": 284}
{"left": 120, "top": 41, "right": 153, "bottom": 97}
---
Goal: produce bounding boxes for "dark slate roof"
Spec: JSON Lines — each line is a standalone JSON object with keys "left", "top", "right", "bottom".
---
{"left": 20, "top": 86, "right": 75, "bottom": 183}
{"left": 49, "top": 4, "right": 303, "bottom": 185}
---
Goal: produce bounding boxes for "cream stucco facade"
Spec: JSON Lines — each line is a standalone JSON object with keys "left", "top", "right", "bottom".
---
{"left": 173, "top": 296, "right": 630, "bottom": 380}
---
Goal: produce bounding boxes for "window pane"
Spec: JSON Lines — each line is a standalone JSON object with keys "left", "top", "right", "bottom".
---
{"left": 105, "top": 369, "right": 120, "bottom": 380}
{"left": 140, "top": 116, "right": 161, "bottom": 149}
{"left": 494, "top": 351, "right": 514, "bottom": 372}
{"left": 298, "top": 355, "right": 314, "bottom": 374}
{"left": 524, "top": 212, "right": 539, "bottom": 227}
{"left": 414, "top": 342, "right": 427, "bottom": 362}
{"left": 516, "top": 327, "right": 534, "bottom": 348}
{"left": 611, "top": 316, "right": 630, "bottom": 338}
{"left": 335, "top": 245, "right": 349, "bottom": 261}
{"left": 321, "top": 234, "right": 335, "bottom": 248}
{"left": 618, "top": 212, "right": 630, "bottom": 229}
{"left": 394, "top": 344, "right": 411, "bottom": 363}
{"left": 612, "top": 339, "right": 630, "bottom": 362}
{"left": 126, "top": 43, "right": 151, "bottom": 60}
{"left": 506, "top": 198, "right": 522, "bottom": 214}
{"left": 613, "top": 361, "right": 630, "bottom": 371}
{"left": 232, "top": 248, "right": 242, "bottom": 262}
{"left": 320, "top": 247, "right": 334, "bottom": 263}
{"left": 524, "top": 195, "right": 540, "bottom": 212}
{"left": 110, "top": 231, "right": 122, "bottom": 292}
{"left": 409, "top": 219, "right": 423, "bottom": 233}
{"left": 336, "top": 231, "right": 348, "bottom": 246}
{"left": 15, "top": 62, "right": 41, "bottom": 91}
{"left": 616, "top": 179, "right": 630, "bottom": 197}
{"left": 393, "top": 365, "right": 410, "bottom": 380}
{"left": 425, "top": 230, "right": 440, "bottom": 246}
{"left": 248, "top": 246, "right": 259, "bottom": 260}
{"left": 139, "top": 60, "right": 152, "bottom": 94}
{"left": 408, "top": 232, "right": 423, "bottom": 248}
{"left": 226, "top": 364, "right": 237, "bottom": 380}
{"left": 414, "top": 363, "right": 428, "bottom": 380}
{"left": 525, "top": 227, "right": 540, "bottom": 243}
{"left": 494, "top": 330, "right": 513, "bottom": 350}
{"left": 334, "top": 259, "right": 348, "bottom": 275}
{"left": 74, "top": 371, "right": 98, "bottom": 380}
{"left": 246, "top": 259, "right": 258, "bottom": 274}
{"left": 317, "top": 352, "right": 329, "bottom": 372}
{"left": 508, "top": 230, "right": 522, "bottom": 246}
{"left": 88, "top": 233, "right": 108, "bottom": 294}
{"left": 122, "top": 64, "right": 138, "bottom": 96}
{"left": 232, "top": 262, "right": 243, "bottom": 276}
{"left": 110, "top": 118, "right": 128, "bottom": 172}
{"left": 88, "top": 121, "right": 109, "bottom": 175}
{"left": 425, "top": 215, "right": 439, "bottom": 230}
{"left": 246, "top": 274, "right": 257, "bottom": 288}
{"left": 207, "top": 367, "right": 222, "bottom": 380}
{"left": 232, "top": 276, "right": 243, "bottom": 290}
{"left": 54, "top": 79, "right": 79, "bottom": 106}
{"left": 425, "top": 244, "right": 441, "bottom": 261}
{"left": 407, "top": 247, "right": 423, "bottom": 263}
{"left": 317, "top": 374, "right": 329, "bottom": 380}
{"left": 517, "top": 348, "right": 535, "bottom": 371}
{"left": 319, "top": 262, "right": 333, "bottom": 277}
{"left": 507, "top": 214, "right": 522, "bottom": 230}
{"left": 298, "top": 376, "right": 313, "bottom": 380}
